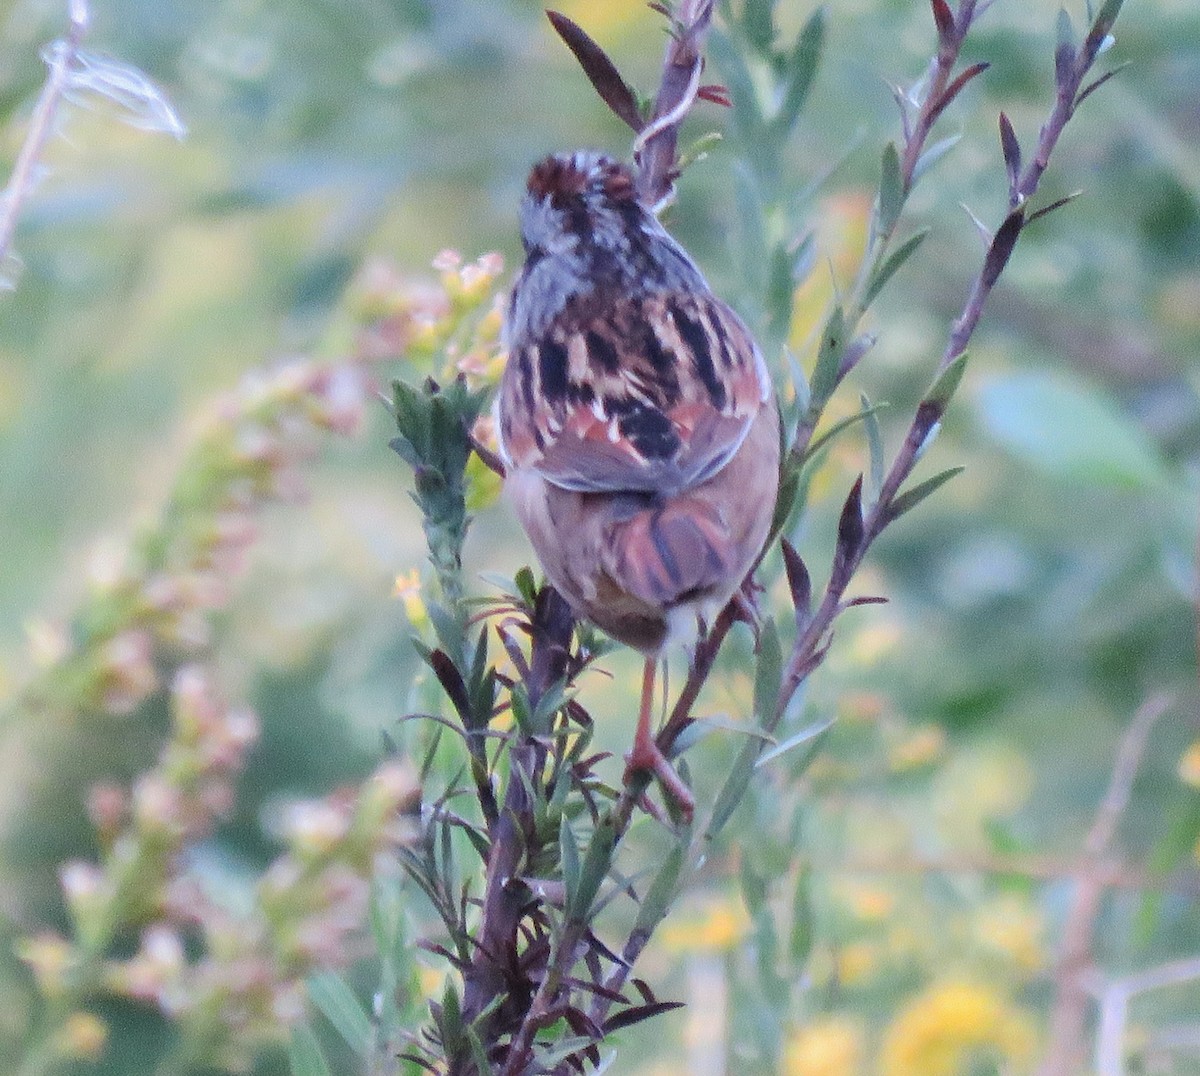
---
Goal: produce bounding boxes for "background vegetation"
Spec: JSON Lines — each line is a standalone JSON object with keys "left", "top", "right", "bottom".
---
{"left": 1, "top": 0, "right": 1198, "bottom": 1073}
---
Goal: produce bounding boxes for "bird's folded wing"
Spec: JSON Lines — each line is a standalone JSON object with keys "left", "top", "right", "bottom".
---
{"left": 498, "top": 290, "right": 771, "bottom": 495}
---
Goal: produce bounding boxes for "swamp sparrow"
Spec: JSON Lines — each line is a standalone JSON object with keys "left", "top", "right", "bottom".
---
{"left": 496, "top": 151, "right": 780, "bottom": 815}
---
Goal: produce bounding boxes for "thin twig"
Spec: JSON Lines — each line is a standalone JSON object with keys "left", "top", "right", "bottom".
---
{"left": 0, "top": 0, "right": 91, "bottom": 276}
{"left": 1097, "top": 956, "right": 1200, "bottom": 1076}
{"left": 634, "top": 0, "right": 715, "bottom": 211}
{"left": 1037, "top": 693, "right": 1172, "bottom": 1076}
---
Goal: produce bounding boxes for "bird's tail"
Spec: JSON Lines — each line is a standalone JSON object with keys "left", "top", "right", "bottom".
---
{"left": 604, "top": 498, "right": 736, "bottom": 610}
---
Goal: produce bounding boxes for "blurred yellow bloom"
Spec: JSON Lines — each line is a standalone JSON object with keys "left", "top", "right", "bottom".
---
{"left": 660, "top": 897, "right": 749, "bottom": 954}
{"left": 846, "top": 622, "right": 903, "bottom": 666}
{"left": 392, "top": 569, "right": 428, "bottom": 629}
{"left": 1178, "top": 740, "right": 1200, "bottom": 787}
{"left": 836, "top": 942, "right": 878, "bottom": 986}
{"left": 790, "top": 192, "right": 872, "bottom": 352}
{"left": 57, "top": 1012, "right": 108, "bottom": 1061}
{"left": 785, "top": 1015, "right": 865, "bottom": 1076}
{"left": 880, "top": 980, "right": 1036, "bottom": 1076}
{"left": 555, "top": 0, "right": 645, "bottom": 38}
{"left": 888, "top": 724, "right": 946, "bottom": 772}
{"left": 838, "top": 691, "right": 887, "bottom": 723}
{"left": 839, "top": 883, "right": 896, "bottom": 923}
{"left": 417, "top": 964, "right": 447, "bottom": 1000}
{"left": 973, "top": 896, "right": 1046, "bottom": 975}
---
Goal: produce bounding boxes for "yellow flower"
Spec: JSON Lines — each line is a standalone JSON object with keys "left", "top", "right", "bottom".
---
{"left": 839, "top": 883, "right": 896, "bottom": 923}
{"left": 790, "top": 192, "right": 872, "bottom": 352}
{"left": 836, "top": 942, "right": 878, "bottom": 986}
{"left": 392, "top": 569, "right": 427, "bottom": 629}
{"left": 57, "top": 1012, "right": 108, "bottom": 1061}
{"left": 785, "top": 1015, "right": 864, "bottom": 1076}
{"left": 880, "top": 980, "right": 1036, "bottom": 1076}
{"left": 888, "top": 724, "right": 946, "bottom": 772}
{"left": 659, "top": 897, "right": 749, "bottom": 954}
{"left": 1179, "top": 740, "right": 1200, "bottom": 787}
{"left": 973, "top": 896, "right": 1046, "bottom": 975}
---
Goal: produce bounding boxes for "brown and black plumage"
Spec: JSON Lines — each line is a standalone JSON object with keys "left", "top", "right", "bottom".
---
{"left": 497, "top": 151, "right": 780, "bottom": 814}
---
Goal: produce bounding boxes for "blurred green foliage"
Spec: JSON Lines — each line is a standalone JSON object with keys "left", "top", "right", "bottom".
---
{"left": 2, "top": 0, "right": 1199, "bottom": 1073}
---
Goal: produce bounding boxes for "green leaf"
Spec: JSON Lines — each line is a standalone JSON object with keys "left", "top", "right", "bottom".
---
{"left": 509, "top": 684, "right": 536, "bottom": 735}
{"left": 788, "top": 867, "right": 814, "bottom": 965}
{"left": 732, "top": 162, "right": 769, "bottom": 294}
{"left": 766, "top": 244, "right": 796, "bottom": 348}
{"left": 633, "top": 844, "right": 685, "bottom": 935}
{"left": 288, "top": 1025, "right": 333, "bottom": 1076}
{"left": 925, "top": 351, "right": 969, "bottom": 411}
{"left": 976, "top": 372, "right": 1170, "bottom": 489}
{"left": 912, "top": 134, "right": 961, "bottom": 183}
{"left": 739, "top": 858, "right": 768, "bottom": 919}
{"left": 755, "top": 717, "right": 833, "bottom": 770}
{"left": 863, "top": 393, "right": 885, "bottom": 501}
{"left": 887, "top": 467, "right": 965, "bottom": 522}
{"left": 863, "top": 230, "right": 928, "bottom": 308}
{"left": 752, "top": 618, "right": 782, "bottom": 728}
{"left": 709, "top": 30, "right": 763, "bottom": 143}
{"left": 876, "top": 142, "right": 905, "bottom": 237}
{"left": 307, "top": 972, "right": 372, "bottom": 1057}
{"left": 465, "top": 1026, "right": 491, "bottom": 1075}
{"left": 439, "top": 978, "right": 464, "bottom": 1056}
{"left": 742, "top": 0, "right": 775, "bottom": 52}
{"left": 809, "top": 305, "right": 845, "bottom": 409}
{"left": 800, "top": 400, "right": 889, "bottom": 466}
{"left": 571, "top": 816, "right": 617, "bottom": 920}
{"left": 774, "top": 9, "right": 825, "bottom": 136}
{"left": 560, "top": 814, "right": 581, "bottom": 914}
{"left": 706, "top": 737, "right": 760, "bottom": 840}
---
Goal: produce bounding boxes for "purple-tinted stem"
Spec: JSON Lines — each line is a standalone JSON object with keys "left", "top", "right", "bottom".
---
{"left": 634, "top": 0, "right": 715, "bottom": 209}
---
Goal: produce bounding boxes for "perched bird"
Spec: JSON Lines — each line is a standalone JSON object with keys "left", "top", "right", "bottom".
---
{"left": 496, "top": 150, "right": 780, "bottom": 814}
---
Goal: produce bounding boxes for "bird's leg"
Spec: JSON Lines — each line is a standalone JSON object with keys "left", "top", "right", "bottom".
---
{"left": 625, "top": 656, "right": 695, "bottom": 821}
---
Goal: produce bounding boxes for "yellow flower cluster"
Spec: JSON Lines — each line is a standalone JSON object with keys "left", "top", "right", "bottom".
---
{"left": 880, "top": 980, "right": 1035, "bottom": 1076}
{"left": 785, "top": 1015, "right": 865, "bottom": 1076}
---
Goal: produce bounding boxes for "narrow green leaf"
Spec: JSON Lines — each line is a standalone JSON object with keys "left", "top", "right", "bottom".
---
{"left": 752, "top": 618, "right": 782, "bottom": 728}
{"left": 800, "top": 401, "right": 889, "bottom": 466}
{"left": 633, "top": 844, "right": 686, "bottom": 934}
{"left": 732, "top": 162, "right": 769, "bottom": 293}
{"left": 774, "top": 9, "right": 825, "bottom": 135}
{"left": 1055, "top": 8, "right": 1077, "bottom": 82}
{"left": 465, "top": 1026, "right": 491, "bottom": 1076}
{"left": 863, "top": 393, "right": 885, "bottom": 500}
{"left": 863, "top": 230, "right": 928, "bottom": 308}
{"left": 887, "top": 466, "right": 965, "bottom": 522}
{"left": 912, "top": 133, "right": 962, "bottom": 183}
{"left": 1092, "top": 0, "right": 1125, "bottom": 34}
{"left": 709, "top": 30, "right": 763, "bottom": 143}
{"left": 809, "top": 305, "right": 845, "bottom": 409}
{"left": 706, "top": 738, "right": 760, "bottom": 840}
{"left": 572, "top": 816, "right": 617, "bottom": 920}
{"left": 742, "top": 0, "right": 775, "bottom": 51}
{"left": 440, "top": 979, "right": 464, "bottom": 1055}
{"left": 532, "top": 1036, "right": 601, "bottom": 1070}
{"left": 509, "top": 684, "right": 535, "bottom": 735}
{"left": 307, "top": 973, "right": 372, "bottom": 1057}
{"left": 560, "top": 815, "right": 581, "bottom": 915}
{"left": 788, "top": 868, "right": 814, "bottom": 965}
{"left": 925, "top": 351, "right": 969, "bottom": 410}
{"left": 755, "top": 718, "right": 834, "bottom": 770}
{"left": 288, "top": 1025, "right": 333, "bottom": 1076}
{"left": 876, "top": 142, "right": 905, "bottom": 236}
{"left": 766, "top": 244, "right": 796, "bottom": 347}
{"left": 739, "top": 858, "right": 768, "bottom": 918}
{"left": 514, "top": 565, "right": 538, "bottom": 605}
